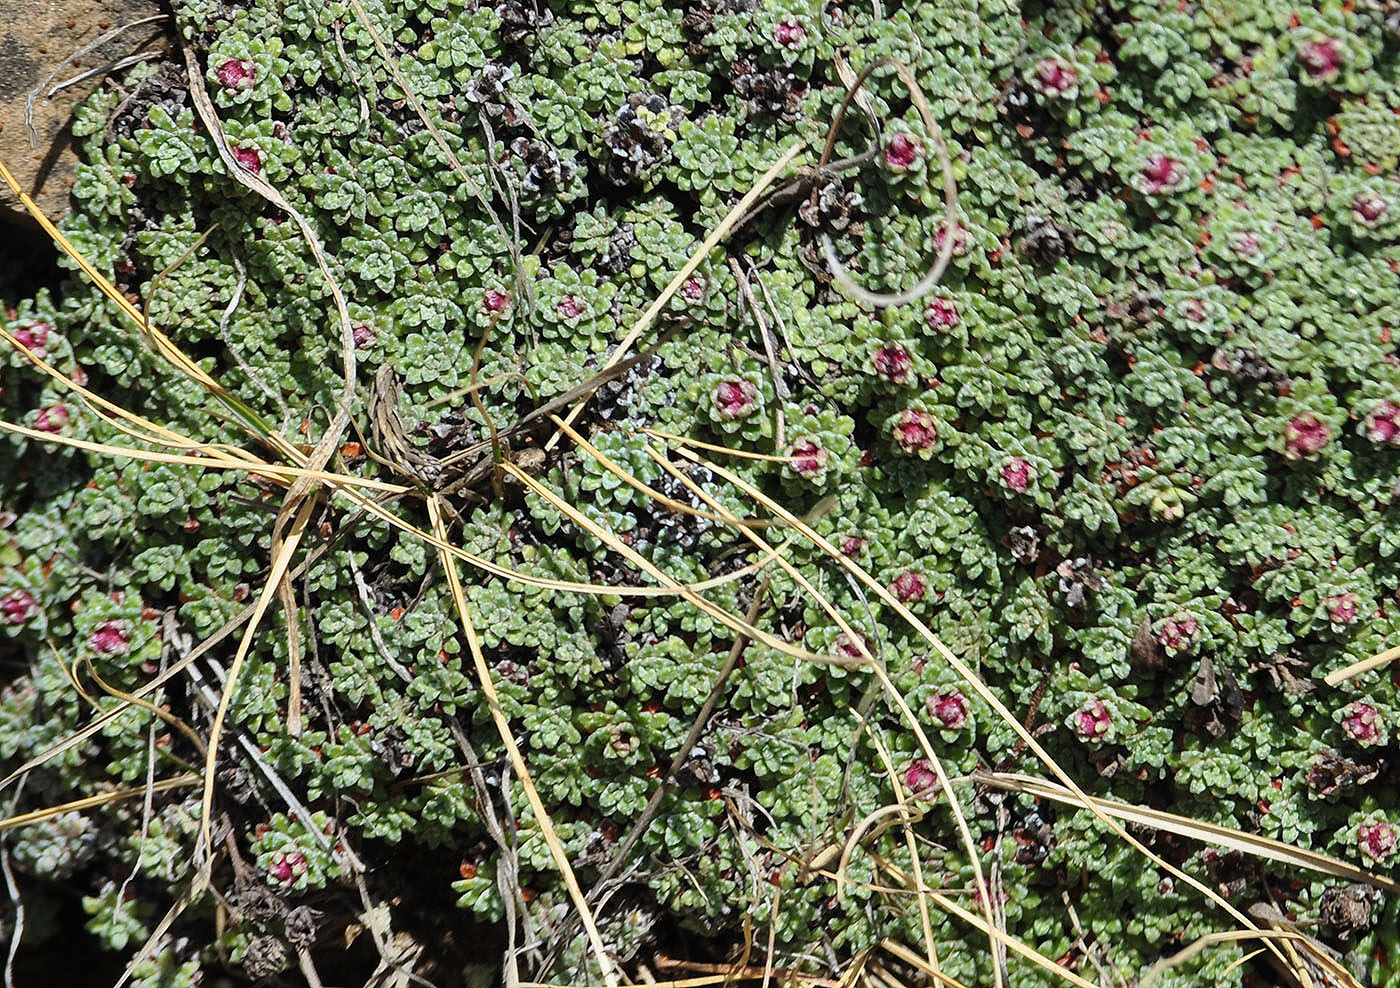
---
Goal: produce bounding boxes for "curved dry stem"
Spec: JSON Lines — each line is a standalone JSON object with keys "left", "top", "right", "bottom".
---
{"left": 818, "top": 59, "right": 959, "bottom": 309}
{"left": 78, "top": 652, "right": 208, "bottom": 760}
{"left": 544, "top": 140, "right": 807, "bottom": 452}
{"left": 500, "top": 456, "right": 862, "bottom": 669}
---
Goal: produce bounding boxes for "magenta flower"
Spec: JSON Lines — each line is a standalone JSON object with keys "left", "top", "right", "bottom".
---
{"left": 1074, "top": 699, "right": 1112, "bottom": 741}
{"left": 1358, "top": 821, "right": 1396, "bottom": 862}
{"left": 1140, "top": 153, "right": 1184, "bottom": 195}
{"left": 35, "top": 404, "right": 70, "bottom": 433}
{"left": 872, "top": 344, "right": 913, "bottom": 385}
{"left": 232, "top": 146, "right": 261, "bottom": 174}
{"left": 928, "top": 689, "right": 968, "bottom": 729}
{"left": 1364, "top": 400, "right": 1400, "bottom": 445}
{"left": 891, "top": 570, "right": 927, "bottom": 604}
{"left": 712, "top": 380, "right": 758, "bottom": 421}
{"left": 1341, "top": 702, "right": 1384, "bottom": 746}
{"left": 483, "top": 289, "right": 511, "bottom": 313}
{"left": 924, "top": 297, "right": 960, "bottom": 330}
{"left": 1298, "top": 37, "right": 1342, "bottom": 83}
{"left": 89, "top": 620, "right": 130, "bottom": 656}
{"left": 904, "top": 758, "right": 940, "bottom": 798}
{"left": 556, "top": 293, "right": 585, "bottom": 319}
{"left": 835, "top": 630, "right": 870, "bottom": 660}
{"left": 773, "top": 16, "right": 807, "bottom": 47}
{"left": 1353, "top": 191, "right": 1389, "bottom": 227}
{"left": 13, "top": 321, "right": 50, "bottom": 357}
{"left": 787, "top": 438, "right": 828, "bottom": 478}
{"left": 892, "top": 409, "right": 938, "bottom": 457}
{"left": 268, "top": 849, "right": 309, "bottom": 885}
{"left": 1157, "top": 613, "right": 1198, "bottom": 653}
{"left": 216, "top": 58, "right": 256, "bottom": 91}
{"left": 1283, "top": 413, "right": 1332, "bottom": 460}
{"left": 0, "top": 589, "right": 37, "bottom": 626}
{"left": 1031, "top": 58, "right": 1077, "bottom": 97}
{"left": 1001, "top": 457, "right": 1032, "bottom": 493}
{"left": 1326, "top": 592, "right": 1359, "bottom": 626}
{"left": 1233, "top": 231, "right": 1261, "bottom": 257}
{"left": 351, "top": 324, "right": 376, "bottom": 348}
{"left": 934, "top": 223, "right": 969, "bottom": 257}
{"left": 884, "top": 133, "right": 922, "bottom": 172}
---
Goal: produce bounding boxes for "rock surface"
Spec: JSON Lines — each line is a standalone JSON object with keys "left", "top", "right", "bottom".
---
{"left": 0, "top": 0, "right": 166, "bottom": 227}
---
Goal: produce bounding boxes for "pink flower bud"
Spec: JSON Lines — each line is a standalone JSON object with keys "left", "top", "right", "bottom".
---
{"left": 1341, "top": 702, "right": 1384, "bottom": 746}
{"left": 934, "top": 223, "right": 969, "bottom": 257}
{"left": 835, "top": 630, "right": 870, "bottom": 660}
{"left": 773, "top": 16, "right": 807, "bottom": 47}
{"left": 1074, "top": 699, "right": 1112, "bottom": 741}
{"left": 216, "top": 58, "right": 257, "bottom": 91}
{"left": 351, "top": 324, "right": 376, "bottom": 348}
{"left": 872, "top": 344, "right": 913, "bottom": 385}
{"left": 0, "top": 589, "right": 37, "bottom": 626}
{"left": 1358, "top": 821, "right": 1396, "bottom": 861}
{"left": 1031, "top": 58, "right": 1077, "bottom": 97}
{"left": 483, "top": 289, "right": 511, "bottom": 313}
{"left": 680, "top": 277, "right": 706, "bottom": 301}
{"left": 904, "top": 758, "right": 940, "bottom": 798}
{"left": 1157, "top": 614, "right": 1199, "bottom": 653}
{"left": 713, "top": 380, "right": 758, "bottom": 421}
{"left": 892, "top": 409, "right": 938, "bottom": 457}
{"left": 891, "top": 570, "right": 927, "bottom": 604}
{"left": 1001, "top": 457, "right": 1032, "bottom": 493}
{"left": 841, "top": 535, "right": 866, "bottom": 557}
{"left": 924, "top": 297, "right": 960, "bottom": 329}
{"left": 1298, "top": 37, "right": 1342, "bottom": 83}
{"left": 1140, "top": 152, "right": 1184, "bottom": 195}
{"left": 269, "top": 854, "right": 293, "bottom": 883}
{"left": 1283, "top": 413, "right": 1331, "bottom": 460}
{"left": 884, "top": 133, "right": 922, "bottom": 172}
{"left": 1364, "top": 400, "right": 1400, "bottom": 445}
{"left": 928, "top": 689, "right": 968, "bottom": 729}
{"left": 556, "top": 293, "right": 585, "bottom": 319}
{"left": 13, "top": 322, "right": 50, "bottom": 357}
{"left": 1326, "top": 592, "right": 1358, "bottom": 626}
{"left": 232, "top": 146, "right": 262, "bottom": 174}
{"left": 787, "top": 438, "right": 828, "bottom": 478}
{"left": 35, "top": 404, "right": 70, "bottom": 433}
{"left": 89, "top": 620, "right": 130, "bottom": 656}
{"left": 1353, "top": 191, "right": 1389, "bottom": 227}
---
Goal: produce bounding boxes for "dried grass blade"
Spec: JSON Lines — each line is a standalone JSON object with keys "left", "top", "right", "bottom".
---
{"left": 427, "top": 497, "right": 620, "bottom": 988}
{"left": 194, "top": 494, "right": 318, "bottom": 870}
{"left": 0, "top": 775, "right": 198, "bottom": 832}
{"left": 976, "top": 772, "right": 1400, "bottom": 893}
{"left": 1324, "top": 643, "right": 1400, "bottom": 686}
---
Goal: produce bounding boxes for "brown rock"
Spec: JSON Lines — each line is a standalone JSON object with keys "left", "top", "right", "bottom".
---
{"left": 0, "top": 0, "right": 167, "bottom": 227}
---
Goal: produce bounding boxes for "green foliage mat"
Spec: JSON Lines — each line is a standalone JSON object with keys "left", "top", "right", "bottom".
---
{"left": 2, "top": 0, "right": 1399, "bottom": 984}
